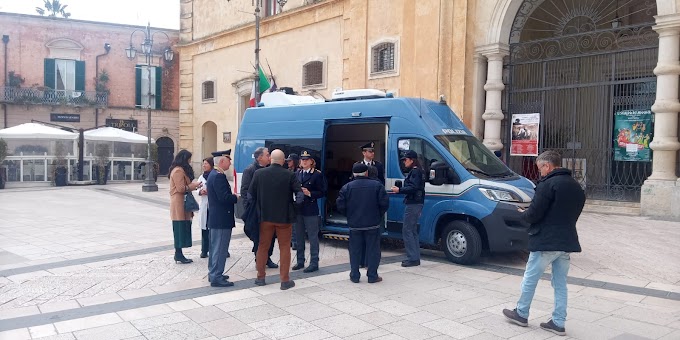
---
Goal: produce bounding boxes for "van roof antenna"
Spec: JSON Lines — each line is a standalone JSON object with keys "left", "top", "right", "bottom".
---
{"left": 419, "top": 92, "right": 422, "bottom": 118}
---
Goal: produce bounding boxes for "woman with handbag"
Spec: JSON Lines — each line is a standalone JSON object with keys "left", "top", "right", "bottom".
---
{"left": 196, "top": 157, "right": 214, "bottom": 258}
{"left": 169, "top": 149, "right": 202, "bottom": 264}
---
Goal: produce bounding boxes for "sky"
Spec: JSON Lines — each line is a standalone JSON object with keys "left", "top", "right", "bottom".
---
{"left": 0, "top": 0, "right": 180, "bottom": 29}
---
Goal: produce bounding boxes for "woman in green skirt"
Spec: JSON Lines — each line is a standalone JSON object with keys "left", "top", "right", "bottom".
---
{"left": 169, "top": 150, "right": 202, "bottom": 264}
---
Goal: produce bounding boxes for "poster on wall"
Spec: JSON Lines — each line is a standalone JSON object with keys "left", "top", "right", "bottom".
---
{"left": 614, "top": 110, "right": 653, "bottom": 162}
{"left": 510, "top": 113, "right": 540, "bottom": 156}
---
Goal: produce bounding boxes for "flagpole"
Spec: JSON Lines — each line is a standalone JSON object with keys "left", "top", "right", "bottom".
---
{"left": 254, "top": 1, "right": 261, "bottom": 104}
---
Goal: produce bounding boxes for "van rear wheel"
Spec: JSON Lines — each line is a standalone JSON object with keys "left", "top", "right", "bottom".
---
{"left": 441, "top": 221, "right": 482, "bottom": 265}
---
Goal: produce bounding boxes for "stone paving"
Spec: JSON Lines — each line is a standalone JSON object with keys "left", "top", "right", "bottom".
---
{"left": 0, "top": 181, "right": 679, "bottom": 339}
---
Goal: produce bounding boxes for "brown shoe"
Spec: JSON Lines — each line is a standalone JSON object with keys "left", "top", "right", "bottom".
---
{"left": 368, "top": 277, "right": 383, "bottom": 283}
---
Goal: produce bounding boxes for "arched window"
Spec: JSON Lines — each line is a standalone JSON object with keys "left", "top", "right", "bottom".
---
{"left": 202, "top": 81, "right": 215, "bottom": 102}
{"left": 303, "top": 61, "right": 324, "bottom": 87}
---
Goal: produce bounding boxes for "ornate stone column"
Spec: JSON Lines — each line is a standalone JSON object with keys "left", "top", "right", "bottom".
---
{"left": 641, "top": 14, "right": 680, "bottom": 218}
{"left": 478, "top": 43, "right": 509, "bottom": 152}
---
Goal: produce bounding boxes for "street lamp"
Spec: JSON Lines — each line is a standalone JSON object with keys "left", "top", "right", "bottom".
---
{"left": 126, "top": 22, "right": 173, "bottom": 192}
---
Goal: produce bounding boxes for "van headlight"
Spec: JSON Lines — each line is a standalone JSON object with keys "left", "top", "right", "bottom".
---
{"left": 478, "top": 188, "right": 520, "bottom": 202}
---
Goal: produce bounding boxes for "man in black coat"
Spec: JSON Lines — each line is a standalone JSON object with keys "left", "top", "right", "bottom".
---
{"left": 292, "top": 150, "right": 327, "bottom": 273}
{"left": 503, "top": 150, "right": 585, "bottom": 336}
{"left": 250, "top": 149, "right": 304, "bottom": 290}
{"left": 337, "top": 163, "right": 389, "bottom": 284}
{"left": 206, "top": 150, "right": 238, "bottom": 287}
{"left": 240, "top": 147, "right": 278, "bottom": 269}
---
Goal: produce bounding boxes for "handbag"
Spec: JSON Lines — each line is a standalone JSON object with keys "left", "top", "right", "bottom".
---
{"left": 184, "top": 192, "right": 200, "bottom": 212}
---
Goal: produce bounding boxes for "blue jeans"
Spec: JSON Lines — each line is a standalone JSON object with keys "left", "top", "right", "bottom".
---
{"left": 516, "top": 251, "right": 570, "bottom": 328}
{"left": 402, "top": 204, "right": 423, "bottom": 262}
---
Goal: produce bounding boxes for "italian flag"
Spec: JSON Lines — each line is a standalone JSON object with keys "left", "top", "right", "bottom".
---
{"left": 249, "top": 67, "right": 271, "bottom": 107}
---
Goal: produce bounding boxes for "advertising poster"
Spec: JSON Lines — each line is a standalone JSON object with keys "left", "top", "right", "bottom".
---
{"left": 614, "top": 110, "right": 653, "bottom": 162}
{"left": 510, "top": 113, "right": 540, "bottom": 156}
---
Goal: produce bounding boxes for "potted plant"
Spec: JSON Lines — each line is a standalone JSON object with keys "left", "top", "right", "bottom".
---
{"left": 94, "top": 143, "right": 110, "bottom": 185}
{"left": 53, "top": 141, "right": 68, "bottom": 187}
{"left": 95, "top": 70, "right": 110, "bottom": 106}
{"left": 0, "top": 138, "right": 7, "bottom": 189}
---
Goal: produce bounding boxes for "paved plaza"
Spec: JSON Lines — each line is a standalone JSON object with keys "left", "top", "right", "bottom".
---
{"left": 0, "top": 181, "right": 679, "bottom": 340}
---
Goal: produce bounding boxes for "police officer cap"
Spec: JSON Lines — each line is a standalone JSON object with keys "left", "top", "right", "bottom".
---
{"left": 285, "top": 153, "right": 299, "bottom": 161}
{"left": 400, "top": 150, "right": 418, "bottom": 160}
{"left": 352, "top": 163, "right": 369, "bottom": 174}
{"left": 211, "top": 149, "right": 232, "bottom": 158}
{"left": 360, "top": 142, "right": 375, "bottom": 150}
{"left": 299, "top": 150, "right": 313, "bottom": 160}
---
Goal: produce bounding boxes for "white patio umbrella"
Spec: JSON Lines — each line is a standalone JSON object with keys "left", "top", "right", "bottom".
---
{"left": 0, "top": 123, "right": 78, "bottom": 140}
{"left": 84, "top": 127, "right": 153, "bottom": 143}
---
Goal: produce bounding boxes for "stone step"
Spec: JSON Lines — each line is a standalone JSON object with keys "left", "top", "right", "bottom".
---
{"left": 583, "top": 200, "right": 640, "bottom": 216}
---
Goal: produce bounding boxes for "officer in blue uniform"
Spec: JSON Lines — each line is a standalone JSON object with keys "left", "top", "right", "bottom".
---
{"left": 292, "top": 150, "right": 327, "bottom": 273}
{"left": 207, "top": 149, "right": 237, "bottom": 287}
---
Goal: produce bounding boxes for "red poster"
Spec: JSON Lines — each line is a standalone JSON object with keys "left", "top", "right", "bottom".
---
{"left": 510, "top": 113, "right": 540, "bottom": 156}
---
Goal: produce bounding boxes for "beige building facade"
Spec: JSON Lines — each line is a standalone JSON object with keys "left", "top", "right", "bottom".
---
{"left": 179, "top": 0, "right": 680, "bottom": 219}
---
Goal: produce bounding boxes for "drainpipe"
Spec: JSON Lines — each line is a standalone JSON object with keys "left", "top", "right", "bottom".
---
{"left": 2, "top": 35, "right": 8, "bottom": 129}
{"left": 94, "top": 43, "right": 111, "bottom": 127}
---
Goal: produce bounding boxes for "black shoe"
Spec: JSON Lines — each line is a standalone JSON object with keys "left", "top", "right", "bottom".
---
{"left": 503, "top": 308, "right": 528, "bottom": 327}
{"left": 350, "top": 277, "right": 360, "bottom": 283}
{"left": 254, "top": 279, "right": 266, "bottom": 286}
{"left": 200, "top": 252, "right": 208, "bottom": 258}
{"left": 226, "top": 251, "right": 230, "bottom": 258}
{"left": 540, "top": 319, "right": 566, "bottom": 336}
{"left": 303, "top": 265, "right": 319, "bottom": 273}
{"left": 174, "top": 255, "right": 193, "bottom": 264}
{"left": 207, "top": 275, "right": 230, "bottom": 282}
{"left": 292, "top": 263, "right": 305, "bottom": 271}
{"left": 266, "top": 259, "right": 279, "bottom": 269}
{"left": 210, "top": 280, "right": 234, "bottom": 287}
{"left": 280, "top": 280, "right": 296, "bottom": 290}
{"left": 401, "top": 260, "right": 420, "bottom": 267}
{"left": 368, "top": 277, "right": 383, "bottom": 284}
{"left": 292, "top": 244, "right": 297, "bottom": 250}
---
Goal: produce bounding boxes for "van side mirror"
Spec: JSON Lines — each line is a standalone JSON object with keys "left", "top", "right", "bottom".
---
{"left": 429, "top": 161, "right": 460, "bottom": 185}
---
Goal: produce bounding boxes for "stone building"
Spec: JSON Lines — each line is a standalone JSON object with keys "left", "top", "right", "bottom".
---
{"left": 0, "top": 13, "right": 179, "bottom": 176}
{"left": 179, "top": 0, "right": 680, "bottom": 219}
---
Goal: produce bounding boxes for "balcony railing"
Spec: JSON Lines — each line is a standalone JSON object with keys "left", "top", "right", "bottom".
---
{"left": 0, "top": 86, "right": 108, "bottom": 107}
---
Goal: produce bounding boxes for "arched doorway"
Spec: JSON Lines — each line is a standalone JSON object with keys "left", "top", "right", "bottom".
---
{"left": 156, "top": 137, "right": 174, "bottom": 176}
{"left": 503, "top": 0, "right": 658, "bottom": 202}
{"left": 202, "top": 121, "right": 217, "bottom": 158}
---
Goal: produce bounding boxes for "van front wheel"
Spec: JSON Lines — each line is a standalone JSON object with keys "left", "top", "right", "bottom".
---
{"left": 441, "top": 221, "right": 482, "bottom": 265}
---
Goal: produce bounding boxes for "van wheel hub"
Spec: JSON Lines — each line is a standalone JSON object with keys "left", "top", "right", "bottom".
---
{"left": 447, "top": 231, "right": 467, "bottom": 257}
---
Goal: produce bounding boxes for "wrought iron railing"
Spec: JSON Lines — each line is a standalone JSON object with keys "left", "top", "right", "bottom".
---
{"left": 0, "top": 86, "right": 108, "bottom": 107}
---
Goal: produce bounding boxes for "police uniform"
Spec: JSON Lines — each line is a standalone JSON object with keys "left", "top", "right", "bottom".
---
{"left": 355, "top": 142, "right": 385, "bottom": 184}
{"left": 207, "top": 149, "right": 237, "bottom": 287}
{"left": 292, "top": 150, "right": 327, "bottom": 273}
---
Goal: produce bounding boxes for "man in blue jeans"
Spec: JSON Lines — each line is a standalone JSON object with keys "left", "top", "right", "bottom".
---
{"left": 503, "top": 150, "right": 585, "bottom": 336}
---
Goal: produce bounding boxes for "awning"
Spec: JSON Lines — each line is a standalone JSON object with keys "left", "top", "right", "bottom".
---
{"left": 0, "top": 123, "right": 78, "bottom": 140}
{"left": 84, "top": 127, "right": 153, "bottom": 144}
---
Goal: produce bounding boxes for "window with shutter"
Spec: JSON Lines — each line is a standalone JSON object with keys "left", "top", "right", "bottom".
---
{"left": 202, "top": 81, "right": 215, "bottom": 102}
{"left": 371, "top": 42, "right": 396, "bottom": 73}
{"left": 135, "top": 65, "right": 160, "bottom": 109}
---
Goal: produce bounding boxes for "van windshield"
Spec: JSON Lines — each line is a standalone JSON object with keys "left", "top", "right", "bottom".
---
{"left": 435, "top": 135, "right": 514, "bottom": 178}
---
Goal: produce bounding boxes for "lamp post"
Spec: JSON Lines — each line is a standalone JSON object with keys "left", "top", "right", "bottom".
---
{"left": 126, "top": 23, "right": 173, "bottom": 192}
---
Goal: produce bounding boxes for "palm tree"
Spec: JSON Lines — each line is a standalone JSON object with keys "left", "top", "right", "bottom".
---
{"left": 35, "top": 0, "right": 71, "bottom": 18}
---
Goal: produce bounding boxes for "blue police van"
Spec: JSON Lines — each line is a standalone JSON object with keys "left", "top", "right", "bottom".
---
{"left": 234, "top": 89, "right": 534, "bottom": 264}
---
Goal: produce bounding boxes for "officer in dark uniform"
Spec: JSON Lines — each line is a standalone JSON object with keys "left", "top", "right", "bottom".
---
{"left": 354, "top": 142, "right": 385, "bottom": 267}
{"left": 292, "top": 150, "right": 327, "bottom": 273}
{"left": 355, "top": 142, "right": 385, "bottom": 184}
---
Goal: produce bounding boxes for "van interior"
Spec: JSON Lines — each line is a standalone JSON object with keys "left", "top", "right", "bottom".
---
{"left": 323, "top": 122, "right": 388, "bottom": 226}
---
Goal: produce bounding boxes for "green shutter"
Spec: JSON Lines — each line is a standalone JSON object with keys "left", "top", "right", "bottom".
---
{"left": 135, "top": 66, "right": 142, "bottom": 107}
{"left": 75, "top": 61, "right": 85, "bottom": 91}
{"left": 44, "top": 58, "right": 55, "bottom": 89}
{"left": 155, "top": 66, "right": 162, "bottom": 110}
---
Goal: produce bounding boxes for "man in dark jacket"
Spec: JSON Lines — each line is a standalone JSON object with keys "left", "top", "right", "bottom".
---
{"left": 240, "top": 147, "right": 278, "bottom": 269}
{"left": 337, "top": 163, "right": 389, "bottom": 284}
{"left": 503, "top": 150, "right": 585, "bottom": 337}
{"left": 206, "top": 150, "right": 238, "bottom": 288}
{"left": 250, "top": 149, "right": 304, "bottom": 290}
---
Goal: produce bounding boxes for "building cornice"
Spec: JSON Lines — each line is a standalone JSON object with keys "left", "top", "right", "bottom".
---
{"left": 0, "top": 11, "right": 179, "bottom": 32}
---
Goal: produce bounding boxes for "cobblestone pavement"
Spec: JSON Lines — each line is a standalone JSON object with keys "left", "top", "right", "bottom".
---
{"left": 0, "top": 181, "right": 679, "bottom": 339}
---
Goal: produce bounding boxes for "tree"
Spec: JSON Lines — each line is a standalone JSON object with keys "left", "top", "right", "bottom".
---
{"left": 35, "top": 0, "right": 71, "bottom": 18}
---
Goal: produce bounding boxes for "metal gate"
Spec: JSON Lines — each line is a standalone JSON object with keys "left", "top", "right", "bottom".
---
{"left": 503, "top": 0, "right": 658, "bottom": 202}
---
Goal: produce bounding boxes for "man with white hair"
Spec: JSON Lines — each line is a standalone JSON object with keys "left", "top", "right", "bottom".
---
{"left": 336, "top": 163, "right": 389, "bottom": 284}
{"left": 249, "top": 149, "right": 304, "bottom": 290}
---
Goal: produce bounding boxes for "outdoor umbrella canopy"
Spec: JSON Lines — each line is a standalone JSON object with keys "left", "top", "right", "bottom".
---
{"left": 0, "top": 123, "right": 78, "bottom": 140}
{"left": 84, "top": 127, "right": 153, "bottom": 144}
